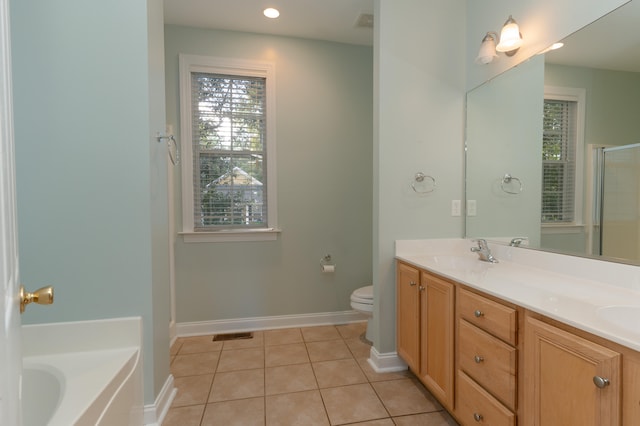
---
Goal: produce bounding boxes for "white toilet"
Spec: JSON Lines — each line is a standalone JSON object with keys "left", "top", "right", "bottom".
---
{"left": 350, "top": 285, "right": 374, "bottom": 342}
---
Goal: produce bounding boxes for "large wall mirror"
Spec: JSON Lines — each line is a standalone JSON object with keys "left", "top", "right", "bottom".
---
{"left": 466, "top": 0, "right": 640, "bottom": 265}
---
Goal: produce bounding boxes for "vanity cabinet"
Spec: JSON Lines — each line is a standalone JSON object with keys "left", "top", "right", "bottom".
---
{"left": 395, "top": 259, "right": 640, "bottom": 425}
{"left": 524, "top": 315, "right": 621, "bottom": 426}
{"left": 396, "top": 261, "right": 455, "bottom": 410}
{"left": 455, "top": 288, "right": 519, "bottom": 426}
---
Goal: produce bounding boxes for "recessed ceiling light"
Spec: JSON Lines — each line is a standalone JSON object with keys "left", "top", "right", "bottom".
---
{"left": 263, "top": 8, "right": 280, "bottom": 19}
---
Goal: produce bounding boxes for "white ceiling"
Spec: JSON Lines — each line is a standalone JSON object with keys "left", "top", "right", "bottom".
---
{"left": 163, "top": 0, "right": 374, "bottom": 46}
{"left": 545, "top": 1, "right": 640, "bottom": 72}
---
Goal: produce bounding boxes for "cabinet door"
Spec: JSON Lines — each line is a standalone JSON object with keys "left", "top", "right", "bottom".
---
{"left": 524, "top": 317, "right": 621, "bottom": 426}
{"left": 396, "top": 262, "right": 420, "bottom": 372}
{"left": 420, "top": 272, "right": 455, "bottom": 410}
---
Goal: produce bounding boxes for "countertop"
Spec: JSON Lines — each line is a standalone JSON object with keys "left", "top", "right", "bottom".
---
{"left": 395, "top": 239, "right": 640, "bottom": 352}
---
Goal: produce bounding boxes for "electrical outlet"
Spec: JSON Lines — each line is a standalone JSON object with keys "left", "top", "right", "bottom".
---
{"left": 451, "top": 200, "right": 461, "bottom": 216}
{"left": 467, "top": 200, "right": 477, "bottom": 216}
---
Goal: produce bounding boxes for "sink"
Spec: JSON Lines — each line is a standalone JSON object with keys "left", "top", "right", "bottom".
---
{"left": 596, "top": 306, "right": 640, "bottom": 335}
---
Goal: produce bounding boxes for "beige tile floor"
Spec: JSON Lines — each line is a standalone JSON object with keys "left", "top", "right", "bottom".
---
{"left": 165, "top": 322, "right": 459, "bottom": 426}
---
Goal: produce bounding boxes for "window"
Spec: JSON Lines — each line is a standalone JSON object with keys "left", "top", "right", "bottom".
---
{"left": 542, "top": 86, "right": 585, "bottom": 227}
{"left": 179, "top": 55, "right": 278, "bottom": 242}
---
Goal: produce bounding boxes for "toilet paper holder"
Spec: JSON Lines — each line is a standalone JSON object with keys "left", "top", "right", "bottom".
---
{"left": 320, "top": 254, "right": 335, "bottom": 272}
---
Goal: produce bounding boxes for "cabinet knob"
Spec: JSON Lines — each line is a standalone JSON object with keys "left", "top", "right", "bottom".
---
{"left": 474, "top": 355, "right": 484, "bottom": 363}
{"left": 473, "top": 413, "right": 483, "bottom": 422}
{"left": 474, "top": 309, "right": 484, "bottom": 318}
{"left": 593, "top": 376, "right": 610, "bottom": 389}
{"left": 409, "top": 281, "right": 417, "bottom": 286}
{"left": 419, "top": 285, "right": 425, "bottom": 292}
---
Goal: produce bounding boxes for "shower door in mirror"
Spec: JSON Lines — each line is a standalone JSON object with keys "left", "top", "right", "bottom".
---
{"left": 600, "top": 143, "right": 640, "bottom": 261}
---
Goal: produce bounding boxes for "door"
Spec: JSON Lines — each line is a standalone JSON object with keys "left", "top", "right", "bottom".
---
{"left": 524, "top": 316, "right": 621, "bottom": 426}
{"left": 0, "top": 0, "right": 23, "bottom": 422}
{"left": 419, "top": 272, "right": 454, "bottom": 410}
{"left": 396, "top": 262, "right": 420, "bottom": 372}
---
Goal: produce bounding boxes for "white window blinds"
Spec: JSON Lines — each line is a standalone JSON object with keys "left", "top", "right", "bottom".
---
{"left": 542, "top": 99, "right": 577, "bottom": 223}
{"left": 190, "top": 72, "right": 268, "bottom": 230}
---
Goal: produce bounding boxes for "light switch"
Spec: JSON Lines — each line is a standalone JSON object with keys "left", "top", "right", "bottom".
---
{"left": 467, "top": 200, "right": 477, "bottom": 216}
{"left": 451, "top": 200, "right": 461, "bottom": 216}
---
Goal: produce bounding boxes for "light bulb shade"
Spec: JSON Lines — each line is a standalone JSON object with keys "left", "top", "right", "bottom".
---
{"left": 496, "top": 15, "right": 523, "bottom": 54}
{"left": 475, "top": 32, "right": 498, "bottom": 64}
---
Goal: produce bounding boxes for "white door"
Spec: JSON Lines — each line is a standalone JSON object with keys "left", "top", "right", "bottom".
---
{"left": 0, "top": 0, "right": 23, "bottom": 422}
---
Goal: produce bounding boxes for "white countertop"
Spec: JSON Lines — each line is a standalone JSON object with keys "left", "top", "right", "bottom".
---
{"left": 395, "top": 239, "right": 640, "bottom": 352}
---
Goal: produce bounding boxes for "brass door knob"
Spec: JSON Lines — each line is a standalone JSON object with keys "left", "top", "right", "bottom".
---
{"left": 19, "top": 285, "right": 54, "bottom": 314}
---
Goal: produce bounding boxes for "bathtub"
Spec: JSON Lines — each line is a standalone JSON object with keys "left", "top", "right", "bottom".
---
{"left": 21, "top": 317, "right": 143, "bottom": 426}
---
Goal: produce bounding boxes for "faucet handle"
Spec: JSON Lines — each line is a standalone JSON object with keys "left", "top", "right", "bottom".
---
{"left": 471, "top": 239, "right": 488, "bottom": 249}
{"left": 509, "top": 237, "right": 528, "bottom": 247}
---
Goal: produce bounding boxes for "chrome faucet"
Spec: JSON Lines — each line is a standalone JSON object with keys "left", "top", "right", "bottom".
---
{"left": 470, "top": 239, "right": 498, "bottom": 263}
{"left": 509, "top": 237, "right": 528, "bottom": 247}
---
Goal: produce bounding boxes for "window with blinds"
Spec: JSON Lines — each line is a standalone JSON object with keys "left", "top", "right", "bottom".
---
{"left": 191, "top": 72, "right": 267, "bottom": 230}
{"left": 179, "top": 55, "right": 277, "bottom": 241}
{"left": 542, "top": 99, "right": 577, "bottom": 223}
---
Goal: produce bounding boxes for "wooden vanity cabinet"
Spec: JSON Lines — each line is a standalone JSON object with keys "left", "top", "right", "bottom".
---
{"left": 524, "top": 315, "right": 621, "bottom": 426}
{"left": 396, "top": 261, "right": 455, "bottom": 410}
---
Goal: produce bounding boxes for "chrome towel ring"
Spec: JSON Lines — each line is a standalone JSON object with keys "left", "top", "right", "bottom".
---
{"left": 411, "top": 172, "right": 436, "bottom": 194}
{"left": 501, "top": 174, "right": 523, "bottom": 194}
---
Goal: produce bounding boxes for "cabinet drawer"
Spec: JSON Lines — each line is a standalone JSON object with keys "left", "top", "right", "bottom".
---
{"left": 457, "top": 370, "right": 515, "bottom": 426}
{"left": 459, "top": 288, "right": 517, "bottom": 345}
{"left": 459, "top": 319, "right": 517, "bottom": 410}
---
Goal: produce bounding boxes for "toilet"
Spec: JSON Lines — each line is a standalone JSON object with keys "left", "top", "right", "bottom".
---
{"left": 350, "top": 285, "right": 374, "bottom": 342}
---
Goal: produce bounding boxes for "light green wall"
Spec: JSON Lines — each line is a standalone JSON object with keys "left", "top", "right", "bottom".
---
{"left": 11, "top": 0, "right": 169, "bottom": 406}
{"left": 164, "top": 26, "right": 374, "bottom": 322}
{"left": 466, "top": 56, "right": 545, "bottom": 246}
{"left": 374, "top": 0, "right": 467, "bottom": 353}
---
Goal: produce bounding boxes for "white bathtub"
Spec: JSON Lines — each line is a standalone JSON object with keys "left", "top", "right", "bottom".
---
{"left": 21, "top": 317, "right": 143, "bottom": 426}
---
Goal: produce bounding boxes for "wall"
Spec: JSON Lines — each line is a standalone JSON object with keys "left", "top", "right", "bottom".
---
{"left": 466, "top": 55, "right": 544, "bottom": 246}
{"left": 164, "top": 26, "right": 374, "bottom": 323}
{"left": 373, "top": 0, "right": 467, "bottom": 354}
{"left": 10, "top": 0, "right": 169, "bottom": 407}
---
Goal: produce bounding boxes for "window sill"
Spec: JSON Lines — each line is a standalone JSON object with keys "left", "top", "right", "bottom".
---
{"left": 541, "top": 224, "right": 584, "bottom": 234}
{"left": 179, "top": 228, "right": 282, "bottom": 243}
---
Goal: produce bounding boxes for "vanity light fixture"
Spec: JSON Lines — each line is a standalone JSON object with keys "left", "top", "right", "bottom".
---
{"left": 495, "top": 15, "right": 523, "bottom": 56}
{"left": 263, "top": 7, "right": 280, "bottom": 19}
{"left": 476, "top": 32, "right": 499, "bottom": 64}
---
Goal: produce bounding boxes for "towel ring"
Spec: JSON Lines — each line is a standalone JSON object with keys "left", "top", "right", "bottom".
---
{"left": 501, "top": 174, "right": 523, "bottom": 194}
{"left": 411, "top": 172, "right": 436, "bottom": 194}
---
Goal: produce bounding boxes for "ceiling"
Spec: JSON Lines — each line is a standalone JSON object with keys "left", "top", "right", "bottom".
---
{"left": 163, "top": 0, "right": 374, "bottom": 46}
{"left": 545, "top": 1, "right": 640, "bottom": 72}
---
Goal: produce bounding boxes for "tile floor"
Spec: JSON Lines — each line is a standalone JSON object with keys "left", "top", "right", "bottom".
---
{"left": 165, "top": 322, "right": 459, "bottom": 426}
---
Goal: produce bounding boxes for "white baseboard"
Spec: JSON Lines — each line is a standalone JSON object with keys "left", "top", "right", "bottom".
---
{"left": 176, "top": 310, "right": 368, "bottom": 337}
{"left": 143, "top": 374, "right": 176, "bottom": 426}
{"left": 367, "top": 346, "right": 408, "bottom": 373}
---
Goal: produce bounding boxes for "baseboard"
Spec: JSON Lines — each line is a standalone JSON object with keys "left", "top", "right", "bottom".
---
{"left": 176, "top": 310, "right": 368, "bottom": 337}
{"left": 367, "top": 346, "right": 408, "bottom": 373}
{"left": 143, "top": 374, "right": 177, "bottom": 426}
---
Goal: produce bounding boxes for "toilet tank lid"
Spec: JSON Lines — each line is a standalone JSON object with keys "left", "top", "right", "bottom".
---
{"left": 353, "top": 285, "right": 373, "bottom": 300}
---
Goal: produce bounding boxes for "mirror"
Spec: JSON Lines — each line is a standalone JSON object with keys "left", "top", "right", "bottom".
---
{"left": 466, "top": 0, "right": 640, "bottom": 265}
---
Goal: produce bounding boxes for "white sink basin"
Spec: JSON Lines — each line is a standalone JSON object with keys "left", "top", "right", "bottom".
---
{"left": 596, "top": 306, "right": 640, "bottom": 335}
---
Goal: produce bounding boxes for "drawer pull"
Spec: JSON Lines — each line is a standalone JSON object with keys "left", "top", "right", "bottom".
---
{"left": 409, "top": 281, "right": 417, "bottom": 286}
{"left": 473, "top": 413, "right": 483, "bottom": 422}
{"left": 474, "top": 309, "right": 484, "bottom": 318}
{"left": 593, "top": 376, "right": 610, "bottom": 389}
{"left": 474, "top": 355, "right": 484, "bottom": 363}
